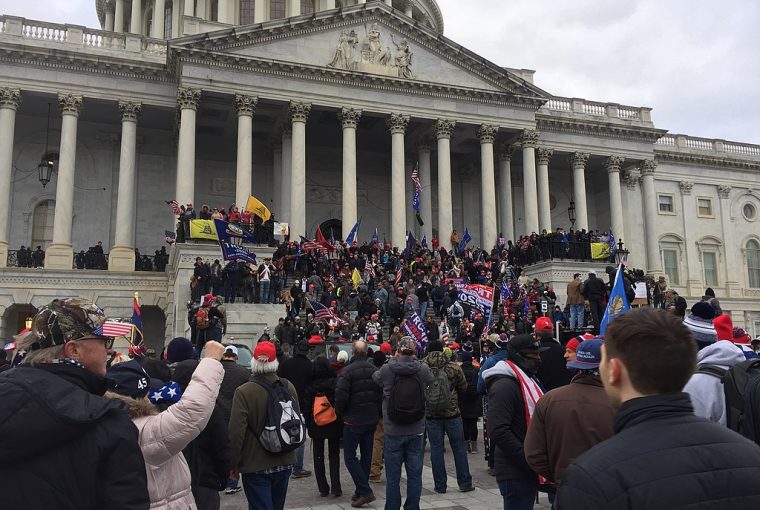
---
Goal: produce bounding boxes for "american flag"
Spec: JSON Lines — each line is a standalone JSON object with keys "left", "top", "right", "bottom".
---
{"left": 300, "top": 236, "right": 327, "bottom": 254}
{"left": 365, "top": 259, "right": 375, "bottom": 278}
{"left": 310, "top": 300, "right": 345, "bottom": 325}
{"left": 394, "top": 261, "right": 404, "bottom": 290}
{"left": 165, "top": 230, "right": 176, "bottom": 244}
{"left": 94, "top": 320, "right": 133, "bottom": 338}
{"left": 411, "top": 162, "right": 421, "bottom": 213}
{"left": 166, "top": 200, "right": 181, "bottom": 215}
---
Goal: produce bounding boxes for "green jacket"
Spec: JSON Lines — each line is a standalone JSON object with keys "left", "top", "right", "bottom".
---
{"left": 228, "top": 372, "right": 298, "bottom": 474}
{"left": 423, "top": 351, "right": 467, "bottom": 418}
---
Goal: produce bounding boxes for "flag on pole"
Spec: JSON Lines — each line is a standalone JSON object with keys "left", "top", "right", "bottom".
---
{"left": 352, "top": 267, "right": 361, "bottom": 289}
{"left": 501, "top": 278, "right": 512, "bottom": 302}
{"left": 244, "top": 195, "right": 272, "bottom": 222}
{"left": 372, "top": 227, "right": 379, "bottom": 246}
{"left": 310, "top": 300, "right": 346, "bottom": 325}
{"left": 316, "top": 225, "right": 334, "bottom": 253}
{"left": 394, "top": 260, "right": 404, "bottom": 289}
{"left": 95, "top": 320, "right": 133, "bottom": 338}
{"left": 364, "top": 259, "right": 375, "bottom": 278}
{"left": 459, "top": 228, "right": 472, "bottom": 253}
{"left": 421, "top": 235, "right": 427, "bottom": 248}
{"left": 299, "top": 236, "right": 325, "bottom": 253}
{"left": 406, "top": 231, "right": 417, "bottom": 251}
{"left": 600, "top": 264, "right": 631, "bottom": 335}
{"left": 346, "top": 219, "right": 361, "bottom": 245}
{"left": 411, "top": 162, "right": 421, "bottom": 213}
{"left": 166, "top": 200, "right": 181, "bottom": 215}
{"left": 523, "top": 294, "right": 530, "bottom": 316}
{"left": 132, "top": 293, "right": 143, "bottom": 348}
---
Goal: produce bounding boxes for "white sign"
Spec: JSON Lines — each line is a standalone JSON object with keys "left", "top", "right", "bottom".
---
{"left": 540, "top": 300, "right": 548, "bottom": 314}
{"left": 273, "top": 222, "right": 289, "bottom": 236}
{"left": 634, "top": 282, "right": 647, "bottom": 299}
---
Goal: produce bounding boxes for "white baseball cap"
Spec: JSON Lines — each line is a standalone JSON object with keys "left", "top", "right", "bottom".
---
{"left": 224, "top": 345, "right": 239, "bottom": 357}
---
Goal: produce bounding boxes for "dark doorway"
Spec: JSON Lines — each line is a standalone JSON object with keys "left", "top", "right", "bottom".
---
{"left": 2, "top": 303, "right": 38, "bottom": 339}
{"left": 319, "top": 218, "right": 342, "bottom": 242}
{"left": 140, "top": 305, "right": 167, "bottom": 353}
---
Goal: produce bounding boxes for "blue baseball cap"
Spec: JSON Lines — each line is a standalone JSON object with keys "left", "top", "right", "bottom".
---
{"left": 567, "top": 338, "right": 604, "bottom": 370}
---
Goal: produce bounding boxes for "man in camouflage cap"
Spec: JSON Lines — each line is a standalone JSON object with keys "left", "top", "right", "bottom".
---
{"left": 0, "top": 298, "right": 149, "bottom": 509}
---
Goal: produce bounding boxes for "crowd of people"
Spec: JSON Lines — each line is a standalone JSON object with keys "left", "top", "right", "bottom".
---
{"left": 174, "top": 202, "right": 277, "bottom": 245}
{"left": 13, "top": 242, "right": 168, "bottom": 272}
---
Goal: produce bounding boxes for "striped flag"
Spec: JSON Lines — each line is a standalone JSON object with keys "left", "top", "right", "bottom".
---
{"left": 365, "top": 259, "right": 375, "bottom": 278}
{"left": 300, "top": 236, "right": 327, "bottom": 254}
{"left": 310, "top": 300, "right": 346, "bottom": 325}
{"left": 394, "top": 261, "right": 404, "bottom": 289}
{"left": 166, "top": 200, "right": 181, "bottom": 215}
{"left": 95, "top": 320, "right": 133, "bottom": 338}
{"left": 411, "top": 162, "right": 421, "bottom": 213}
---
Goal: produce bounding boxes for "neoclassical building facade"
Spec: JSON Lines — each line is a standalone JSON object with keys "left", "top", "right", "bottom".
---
{"left": 0, "top": 0, "right": 759, "bottom": 341}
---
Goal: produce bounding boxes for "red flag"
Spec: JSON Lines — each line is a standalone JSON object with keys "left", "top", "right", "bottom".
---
{"left": 316, "top": 225, "right": 334, "bottom": 253}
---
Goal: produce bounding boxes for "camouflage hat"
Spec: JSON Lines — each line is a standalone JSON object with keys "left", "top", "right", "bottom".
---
{"left": 30, "top": 298, "right": 108, "bottom": 349}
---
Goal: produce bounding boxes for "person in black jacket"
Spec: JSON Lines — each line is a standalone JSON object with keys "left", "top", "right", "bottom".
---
{"left": 334, "top": 340, "right": 382, "bottom": 507}
{"left": 581, "top": 272, "right": 607, "bottom": 331}
{"left": 458, "top": 351, "right": 483, "bottom": 454}
{"left": 304, "top": 357, "right": 343, "bottom": 498}
{"left": 534, "top": 317, "right": 572, "bottom": 391}
{"left": 557, "top": 307, "right": 760, "bottom": 510}
{"left": 277, "top": 340, "right": 314, "bottom": 478}
{"left": 0, "top": 298, "right": 149, "bottom": 510}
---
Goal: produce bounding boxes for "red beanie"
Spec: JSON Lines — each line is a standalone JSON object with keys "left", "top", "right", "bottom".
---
{"left": 713, "top": 314, "right": 733, "bottom": 341}
{"left": 379, "top": 342, "right": 392, "bottom": 354}
{"left": 566, "top": 338, "right": 581, "bottom": 353}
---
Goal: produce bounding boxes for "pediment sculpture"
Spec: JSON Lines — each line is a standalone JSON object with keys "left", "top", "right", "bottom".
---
{"left": 328, "top": 23, "right": 414, "bottom": 79}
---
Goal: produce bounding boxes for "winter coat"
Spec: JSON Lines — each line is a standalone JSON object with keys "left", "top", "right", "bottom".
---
{"left": 477, "top": 349, "right": 509, "bottom": 395}
{"left": 581, "top": 275, "right": 606, "bottom": 301}
{"left": 182, "top": 405, "right": 231, "bottom": 492}
{"left": 277, "top": 353, "right": 313, "bottom": 409}
{"left": 524, "top": 374, "right": 614, "bottom": 483}
{"left": 303, "top": 366, "right": 342, "bottom": 439}
{"left": 565, "top": 279, "right": 584, "bottom": 305}
{"left": 0, "top": 363, "right": 149, "bottom": 510}
{"left": 458, "top": 360, "right": 483, "bottom": 419}
{"left": 683, "top": 341, "right": 746, "bottom": 425}
{"left": 423, "top": 351, "right": 467, "bottom": 418}
{"left": 216, "top": 359, "right": 251, "bottom": 424}
{"left": 537, "top": 337, "right": 572, "bottom": 391}
{"left": 373, "top": 355, "right": 434, "bottom": 436}
{"left": 557, "top": 393, "right": 760, "bottom": 510}
{"left": 335, "top": 354, "right": 382, "bottom": 427}
{"left": 110, "top": 357, "right": 224, "bottom": 510}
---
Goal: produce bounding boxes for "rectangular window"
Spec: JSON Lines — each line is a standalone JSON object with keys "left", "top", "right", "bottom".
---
{"left": 271, "top": 0, "right": 285, "bottom": 19}
{"left": 164, "top": 5, "right": 172, "bottom": 38}
{"left": 703, "top": 251, "right": 718, "bottom": 286}
{"left": 697, "top": 198, "right": 713, "bottom": 217}
{"left": 658, "top": 194, "right": 674, "bottom": 213}
{"left": 663, "top": 249, "right": 679, "bottom": 286}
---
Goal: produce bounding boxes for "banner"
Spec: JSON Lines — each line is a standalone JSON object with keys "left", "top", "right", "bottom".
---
{"left": 591, "top": 242, "right": 611, "bottom": 260}
{"left": 244, "top": 195, "right": 272, "bottom": 222}
{"left": 219, "top": 241, "right": 257, "bottom": 265}
{"left": 214, "top": 219, "right": 256, "bottom": 244}
{"left": 189, "top": 220, "right": 217, "bottom": 240}
{"left": 402, "top": 311, "right": 429, "bottom": 349}
{"left": 455, "top": 283, "right": 495, "bottom": 320}
{"left": 273, "top": 222, "right": 289, "bottom": 236}
{"left": 600, "top": 264, "right": 631, "bottom": 334}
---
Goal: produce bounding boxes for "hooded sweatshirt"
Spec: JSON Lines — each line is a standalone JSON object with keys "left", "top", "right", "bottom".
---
{"left": 683, "top": 341, "right": 746, "bottom": 425}
{"left": 373, "top": 355, "right": 433, "bottom": 436}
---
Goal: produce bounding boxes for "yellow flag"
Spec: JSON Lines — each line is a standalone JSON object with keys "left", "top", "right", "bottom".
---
{"left": 591, "top": 242, "right": 611, "bottom": 260}
{"left": 189, "top": 219, "right": 218, "bottom": 240}
{"left": 352, "top": 268, "right": 361, "bottom": 289}
{"left": 244, "top": 195, "right": 272, "bottom": 223}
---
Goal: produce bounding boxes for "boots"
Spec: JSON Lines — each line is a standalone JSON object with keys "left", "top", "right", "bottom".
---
{"left": 470, "top": 440, "right": 479, "bottom": 454}
{"left": 466, "top": 441, "right": 473, "bottom": 454}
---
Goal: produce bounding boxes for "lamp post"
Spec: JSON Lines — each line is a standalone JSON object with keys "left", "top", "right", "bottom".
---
{"left": 615, "top": 239, "right": 630, "bottom": 265}
{"left": 568, "top": 199, "right": 576, "bottom": 228}
{"left": 38, "top": 158, "right": 54, "bottom": 187}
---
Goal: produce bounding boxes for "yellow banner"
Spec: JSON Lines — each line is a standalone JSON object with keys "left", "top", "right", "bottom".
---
{"left": 591, "top": 242, "right": 611, "bottom": 260}
{"left": 189, "top": 219, "right": 218, "bottom": 240}
{"left": 244, "top": 195, "right": 272, "bottom": 223}
{"left": 352, "top": 268, "right": 361, "bottom": 289}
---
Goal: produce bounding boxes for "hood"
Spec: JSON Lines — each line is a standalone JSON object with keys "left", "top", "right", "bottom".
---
{"left": 481, "top": 359, "right": 517, "bottom": 382}
{"left": 388, "top": 355, "right": 422, "bottom": 375}
{"left": 424, "top": 351, "right": 449, "bottom": 369}
{"left": 696, "top": 341, "right": 746, "bottom": 368}
{"left": 105, "top": 391, "right": 159, "bottom": 419}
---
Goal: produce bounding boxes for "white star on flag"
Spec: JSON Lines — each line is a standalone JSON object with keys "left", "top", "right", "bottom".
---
{"left": 152, "top": 392, "right": 163, "bottom": 401}
{"left": 167, "top": 387, "right": 177, "bottom": 398}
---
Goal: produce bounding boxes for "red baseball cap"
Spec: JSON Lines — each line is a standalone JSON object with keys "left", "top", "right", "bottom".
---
{"left": 379, "top": 342, "right": 392, "bottom": 354}
{"left": 534, "top": 317, "right": 553, "bottom": 333}
{"left": 253, "top": 341, "right": 277, "bottom": 362}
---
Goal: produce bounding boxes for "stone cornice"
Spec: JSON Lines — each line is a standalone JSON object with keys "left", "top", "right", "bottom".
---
{"left": 536, "top": 115, "right": 666, "bottom": 143}
{"left": 654, "top": 148, "right": 760, "bottom": 171}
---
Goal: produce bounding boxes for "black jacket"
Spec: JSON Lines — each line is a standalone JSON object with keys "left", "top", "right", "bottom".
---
{"left": 0, "top": 364, "right": 149, "bottom": 510}
{"left": 304, "top": 365, "right": 342, "bottom": 439}
{"left": 277, "top": 353, "right": 313, "bottom": 408}
{"left": 216, "top": 359, "right": 251, "bottom": 424}
{"left": 335, "top": 354, "right": 382, "bottom": 426}
{"left": 182, "top": 405, "right": 231, "bottom": 491}
{"left": 557, "top": 393, "right": 760, "bottom": 510}
{"left": 486, "top": 372, "right": 537, "bottom": 484}
{"left": 458, "top": 361, "right": 483, "bottom": 419}
{"left": 537, "top": 337, "right": 572, "bottom": 391}
{"left": 582, "top": 275, "right": 606, "bottom": 301}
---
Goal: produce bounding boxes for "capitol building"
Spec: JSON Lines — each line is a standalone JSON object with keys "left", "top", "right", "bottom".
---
{"left": 0, "top": 0, "right": 759, "bottom": 346}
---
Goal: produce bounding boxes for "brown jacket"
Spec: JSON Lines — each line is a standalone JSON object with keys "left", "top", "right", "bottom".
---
{"left": 524, "top": 374, "right": 614, "bottom": 483}
{"left": 565, "top": 278, "right": 585, "bottom": 305}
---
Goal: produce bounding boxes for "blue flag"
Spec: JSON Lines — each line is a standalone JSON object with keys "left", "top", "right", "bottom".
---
{"left": 523, "top": 293, "right": 530, "bottom": 316}
{"left": 346, "top": 219, "right": 361, "bottom": 245}
{"left": 214, "top": 219, "right": 256, "bottom": 244}
{"left": 421, "top": 235, "right": 427, "bottom": 248}
{"left": 372, "top": 227, "right": 379, "bottom": 245}
{"left": 406, "top": 231, "right": 417, "bottom": 250}
{"left": 609, "top": 228, "right": 616, "bottom": 255}
{"left": 459, "top": 228, "right": 472, "bottom": 253}
{"left": 219, "top": 241, "right": 257, "bottom": 265}
{"left": 562, "top": 231, "right": 569, "bottom": 252}
{"left": 600, "top": 265, "right": 631, "bottom": 334}
{"left": 501, "top": 278, "right": 512, "bottom": 302}
{"left": 411, "top": 162, "right": 421, "bottom": 213}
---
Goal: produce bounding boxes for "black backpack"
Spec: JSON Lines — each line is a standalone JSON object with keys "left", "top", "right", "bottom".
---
{"left": 387, "top": 372, "right": 425, "bottom": 425}
{"left": 696, "top": 359, "right": 760, "bottom": 444}
{"left": 251, "top": 375, "right": 306, "bottom": 453}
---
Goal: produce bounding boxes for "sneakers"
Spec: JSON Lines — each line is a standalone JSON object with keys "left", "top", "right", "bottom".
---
{"left": 224, "top": 486, "right": 242, "bottom": 495}
{"left": 351, "top": 494, "right": 377, "bottom": 507}
{"left": 291, "top": 469, "right": 312, "bottom": 479}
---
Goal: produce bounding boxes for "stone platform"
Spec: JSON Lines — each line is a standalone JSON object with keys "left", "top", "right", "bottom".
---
{"left": 222, "top": 303, "right": 286, "bottom": 349}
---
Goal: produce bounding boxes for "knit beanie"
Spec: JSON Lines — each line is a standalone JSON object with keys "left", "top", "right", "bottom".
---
{"left": 713, "top": 314, "right": 733, "bottom": 341}
{"left": 427, "top": 340, "right": 444, "bottom": 352}
{"left": 684, "top": 302, "right": 717, "bottom": 349}
{"left": 166, "top": 337, "right": 195, "bottom": 363}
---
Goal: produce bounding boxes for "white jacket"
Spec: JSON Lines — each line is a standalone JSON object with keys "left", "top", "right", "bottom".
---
{"left": 683, "top": 342, "right": 745, "bottom": 425}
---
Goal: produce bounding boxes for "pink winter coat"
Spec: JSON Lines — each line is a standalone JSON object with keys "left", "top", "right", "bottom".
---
{"left": 111, "top": 358, "right": 224, "bottom": 510}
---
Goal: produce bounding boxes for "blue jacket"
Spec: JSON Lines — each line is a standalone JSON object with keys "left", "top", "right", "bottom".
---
{"left": 477, "top": 349, "right": 508, "bottom": 395}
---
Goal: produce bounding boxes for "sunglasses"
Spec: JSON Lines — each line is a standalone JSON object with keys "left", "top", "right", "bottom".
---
{"left": 79, "top": 335, "right": 115, "bottom": 350}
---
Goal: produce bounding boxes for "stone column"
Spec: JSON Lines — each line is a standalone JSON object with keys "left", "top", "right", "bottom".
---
{"left": 605, "top": 155, "right": 625, "bottom": 245}
{"left": 640, "top": 159, "right": 662, "bottom": 275}
{"left": 718, "top": 184, "right": 741, "bottom": 296}
{"left": 418, "top": 139, "right": 433, "bottom": 243}
{"left": 130, "top": 0, "right": 142, "bottom": 34}
{"left": 175, "top": 87, "right": 201, "bottom": 208}
{"left": 570, "top": 152, "right": 590, "bottom": 231}
{"left": 520, "top": 129, "right": 539, "bottom": 234}
{"left": 0, "top": 88, "right": 20, "bottom": 268}
{"left": 184, "top": 0, "right": 194, "bottom": 16}
{"left": 109, "top": 101, "right": 142, "bottom": 272}
{"left": 254, "top": 0, "right": 267, "bottom": 22}
{"left": 105, "top": 6, "right": 115, "bottom": 31}
{"left": 280, "top": 126, "right": 292, "bottom": 223}
{"left": 46, "top": 94, "right": 82, "bottom": 270}
{"left": 436, "top": 119, "right": 455, "bottom": 249}
{"left": 271, "top": 140, "right": 282, "bottom": 220}
{"left": 536, "top": 147, "right": 553, "bottom": 232}
{"left": 287, "top": 0, "right": 301, "bottom": 17}
{"left": 339, "top": 107, "right": 361, "bottom": 240}
{"left": 498, "top": 144, "right": 515, "bottom": 242}
{"left": 404, "top": 0, "right": 414, "bottom": 16}
{"left": 289, "top": 101, "right": 310, "bottom": 237}
{"left": 234, "top": 94, "right": 257, "bottom": 210}
{"left": 678, "top": 180, "right": 702, "bottom": 294}
{"left": 478, "top": 124, "right": 498, "bottom": 249}
{"left": 387, "top": 113, "right": 410, "bottom": 248}
{"left": 152, "top": 0, "right": 166, "bottom": 38}
{"left": 218, "top": 0, "right": 233, "bottom": 23}
{"left": 114, "top": 0, "right": 125, "bottom": 32}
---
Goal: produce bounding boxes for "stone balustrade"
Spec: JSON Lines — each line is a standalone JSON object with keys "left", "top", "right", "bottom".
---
{"left": 656, "top": 133, "right": 760, "bottom": 157}
{"left": 540, "top": 95, "right": 653, "bottom": 125}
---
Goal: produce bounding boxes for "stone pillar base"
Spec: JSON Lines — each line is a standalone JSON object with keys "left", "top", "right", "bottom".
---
{"left": 45, "top": 244, "right": 74, "bottom": 270}
{"left": 0, "top": 242, "right": 7, "bottom": 268}
{"left": 109, "top": 246, "right": 136, "bottom": 272}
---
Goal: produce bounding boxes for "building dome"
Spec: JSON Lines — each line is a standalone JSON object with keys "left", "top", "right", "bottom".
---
{"left": 96, "top": 0, "right": 444, "bottom": 38}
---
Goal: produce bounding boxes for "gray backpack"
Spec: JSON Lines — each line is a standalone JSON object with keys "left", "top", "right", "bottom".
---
{"left": 425, "top": 366, "right": 452, "bottom": 414}
{"left": 251, "top": 376, "right": 306, "bottom": 454}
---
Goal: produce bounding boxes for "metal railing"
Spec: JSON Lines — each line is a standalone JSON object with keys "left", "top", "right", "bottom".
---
{"left": 6, "top": 250, "right": 168, "bottom": 272}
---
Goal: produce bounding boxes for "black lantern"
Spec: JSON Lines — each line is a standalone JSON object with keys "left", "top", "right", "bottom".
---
{"left": 568, "top": 200, "right": 576, "bottom": 228}
{"left": 38, "top": 157, "right": 54, "bottom": 187}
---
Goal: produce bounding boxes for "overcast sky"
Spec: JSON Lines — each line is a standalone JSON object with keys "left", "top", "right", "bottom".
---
{"left": 1, "top": 0, "right": 757, "bottom": 143}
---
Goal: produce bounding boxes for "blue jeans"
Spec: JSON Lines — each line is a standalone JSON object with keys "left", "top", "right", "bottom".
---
{"left": 569, "top": 304, "right": 584, "bottom": 330}
{"left": 260, "top": 280, "right": 271, "bottom": 304}
{"left": 242, "top": 469, "right": 291, "bottom": 510}
{"left": 295, "top": 441, "right": 305, "bottom": 472}
{"left": 497, "top": 480, "right": 537, "bottom": 510}
{"left": 420, "top": 301, "right": 428, "bottom": 319}
{"left": 426, "top": 417, "right": 472, "bottom": 491}
{"left": 343, "top": 423, "right": 375, "bottom": 497}
{"left": 384, "top": 433, "right": 424, "bottom": 510}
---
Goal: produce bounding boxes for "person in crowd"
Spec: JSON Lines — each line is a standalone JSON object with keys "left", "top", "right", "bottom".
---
{"left": 557, "top": 307, "right": 760, "bottom": 509}
{"left": 373, "top": 337, "right": 434, "bottom": 510}
{"left": 663, "top": 288, "right": 688, "bottom": 318}
{"left": 229, "top": 341, "right": 300, "bottom": 510}
{"left": 580, "top": 271, "right": 606, "bottom": 330}
{"left": 106, "top": 340, "right": 225, "bottom": 510}
{"left": 304, "top": 357, "right": 343, "bottom": 498}
{"left": 483, "top": 334, "right": 549, "bottom": 510}
{"left": 335, "top": 340, "right": 383, "bottom": 507}
{"left": 458, "top": 350, "right": 483, "bottom": 454}
{"left": 525, "top": 338, "right": 615, "bottom": 504}
{"left": 423, "top": 340, "right": 474, "bottom": 494}
{"left": 0, "top": 298, "right": 150, "bottom": 509}
{"left": 277, "top": 340, "right": 314, "bottom": 479}
{"left": 534, "top": 316, "right": 571, "bottom": 390}
{"left": 565, "top": 273, "right": 585, "bottom": 330}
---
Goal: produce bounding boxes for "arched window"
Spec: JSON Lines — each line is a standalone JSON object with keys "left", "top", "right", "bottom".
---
{"left": 32, "top": 200, "right": 55, "bottom": 250}
{"left": 240, "top": 0, "right": 255, "bottom": 24}
{"left": 748, "top": 239, "right": 760, "bottom": 288}
{"left": 271, "top": 0, "right": 286, "bottom": 19}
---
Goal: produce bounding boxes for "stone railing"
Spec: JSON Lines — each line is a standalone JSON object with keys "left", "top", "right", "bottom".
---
{"left": 540, "top": 96, "right": 653, "bottom": 124}
{"left": 656, "top": 134, "right": 760, "bottom": 157}
{"left": 0, "top": 15, "right": 167, "bottom": 56}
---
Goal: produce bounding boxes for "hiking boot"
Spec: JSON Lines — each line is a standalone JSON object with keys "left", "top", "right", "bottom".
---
{"left": 351, "top": 494, "right": 376, "bottom": 507}
{"left": 292, "top": 469, "right": 312, "bottom": 479}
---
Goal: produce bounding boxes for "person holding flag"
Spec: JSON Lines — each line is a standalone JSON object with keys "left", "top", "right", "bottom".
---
{"left": 458, "top": 228, "right": 472, "bottom": 255}
{"left": 599, "top": 264, "right": 631, "bottom": 335}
